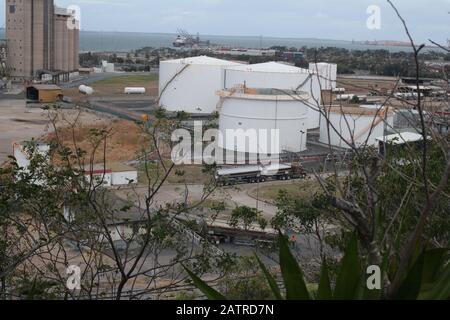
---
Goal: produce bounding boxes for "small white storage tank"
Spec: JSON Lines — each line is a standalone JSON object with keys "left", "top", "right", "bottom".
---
{"left": 124, "top": 87, "right": 146, "bottom": 94}
{"left": 309, "top": 63, "right": 337, "bottom": 91}
{"left": 101, "top": 60, "right": 115, "bottom": 73}
{"left": 319, "top": 105, "right": 394, "bottom": 149}
{"left": 218, "top": 87, "right": 309, "bottom": 162}
{"left": 79, "top": 85, "right": 94, "bottom": 95}
{"left": 159, "top": 56, "right": 243, "bottom": 114}
{"left": 223, "top": 62, "right": 322, "bottom": 129}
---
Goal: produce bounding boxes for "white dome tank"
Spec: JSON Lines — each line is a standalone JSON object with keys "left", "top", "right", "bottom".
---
{"left": 223, "top": 62, "right": 322, "bottom": 129}
{"left": 159, "top": 56, "right": 243, "bottom": 114}
{"left": 79, "top": 85, "right": 93, "bottom": 95}
{"left": 309, "top": 63, "right": 337, "bottom": 91}
{"left": 124, "top": 87, "right": 146, "bottom": 94}
{"left": 218, "top": 87, "right": 309, "bottom": 163}
{"left": 319, "top": 105, "right": 394, "bottom": 149}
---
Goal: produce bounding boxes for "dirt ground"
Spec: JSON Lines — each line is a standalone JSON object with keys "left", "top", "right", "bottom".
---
{"left": 1, "top": 94, "right": 161, "bottom": 169}
{"left": 44, "top": 118, "right": 150, "bottom": 164}
{"left": 0, "top": 99, "right": 113, "bottom": 164}
{"left": 247, "top": 179, "right": 322, "bottom": 204}
{"left": 337, "top": 76, "right": 399, "bottom": 94}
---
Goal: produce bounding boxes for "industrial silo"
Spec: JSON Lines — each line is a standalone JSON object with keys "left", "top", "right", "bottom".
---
{"left": 158, "top": 56, "right": 243, "bottom": 114}
{"left": 319, "top": 105, "right": 394, "bottom": 149}
{"left": 54, "top": 8, "right": 68, "bottom": 71}
{"left": 217, "top": 87, "right": 310, "bottom": 163}
{"left": 223, "top": 62, "right": 322, "bottom": 129}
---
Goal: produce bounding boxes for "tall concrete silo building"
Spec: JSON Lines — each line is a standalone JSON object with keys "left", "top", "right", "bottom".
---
{"left": 5, "top": 0, "right": 79, "bottom": 82}
{"left": 54, "top": 7, "right": 79, "bottom": 72}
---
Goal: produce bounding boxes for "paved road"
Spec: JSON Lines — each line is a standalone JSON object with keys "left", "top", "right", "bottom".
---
{"left": 116, "top": 183, "right": 280, "bottom": 218}
{"left": 115, "top": 182, "right": 325, "bottom": 261}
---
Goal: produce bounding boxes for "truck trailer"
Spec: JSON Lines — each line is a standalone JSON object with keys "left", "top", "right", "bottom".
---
{"left": 216, "top": 163, "right": 307, "bottom": 186}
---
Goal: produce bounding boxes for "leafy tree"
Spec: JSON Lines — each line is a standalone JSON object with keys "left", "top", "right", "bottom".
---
{"left": 186, "top": 233, "right": 450, "bottom": 300}
{"left": 229, "top": 206, "right": 267, "bottom": 231}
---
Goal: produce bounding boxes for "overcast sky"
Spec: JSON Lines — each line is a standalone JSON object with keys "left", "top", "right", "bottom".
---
{"left": 0, "top": 0, "right": 448, "bottom": 43}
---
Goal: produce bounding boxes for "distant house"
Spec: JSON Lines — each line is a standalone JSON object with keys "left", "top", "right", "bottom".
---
{"left": 13, "top": 142, "right": 138, "bottom": 187}
{"left": 83, "top": 162, "right": 138, "bottom": 187}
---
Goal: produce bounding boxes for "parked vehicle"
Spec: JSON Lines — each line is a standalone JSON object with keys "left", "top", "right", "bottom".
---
{"left": 216, "top": 163, "right": 307, "bottom": 186}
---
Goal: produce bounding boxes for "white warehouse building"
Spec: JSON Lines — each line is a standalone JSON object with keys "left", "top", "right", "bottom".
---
{"left": 319, "top": 106, "right": 394, "bottom": 149}
{"left": 217, "top": 87, "right": 310, "bottom": 163}
{"left": 158, "top": 56, "right": 243, "bottom": 114}
{"left": 223, "top": 62, "right": 323, "bottom": 129}
{"left": 83, "top": 163, "right": 138, "bottom": 187}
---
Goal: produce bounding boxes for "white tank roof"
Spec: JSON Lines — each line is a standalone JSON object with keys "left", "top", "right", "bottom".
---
{"left": 225, "top": 62, "right": 310, "bottom": 74}
{"left": 161, "top": 55, "right": 242, "bottom": 66}
{"left": 54, "top": 7, "right": 72, "bottom": 16}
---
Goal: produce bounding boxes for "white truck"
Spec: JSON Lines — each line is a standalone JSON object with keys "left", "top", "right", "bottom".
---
{"left": 216, "top": 163, "right": 307, "bottom": 186}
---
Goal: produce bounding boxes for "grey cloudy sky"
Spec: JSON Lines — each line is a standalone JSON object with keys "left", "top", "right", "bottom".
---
{"left": 1, "top": 0, "right": 449, "bottom": 42}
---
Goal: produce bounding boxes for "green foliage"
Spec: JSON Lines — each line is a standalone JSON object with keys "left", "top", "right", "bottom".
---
{"left": 17, "top": 277, "right": 59, "bottom": 300}
{"left": 155, "top": 107, "right": 167, "bottom": 120}
{"left": 182, "top": 265, "right": 226, "bottom": 300}
{"left": 254, "top": 254, "right": 283, "bottom": 300}
{"left": 316, "top": 261, "right": 332, "bottom": 300}
{"left": 333, "top": 235, "right": 362, "bottom": 300}
{"left": 350, "top": 95, "right": 360, "bottom": 104}
{"left": 303, "top": 46, "right": 444, "bottom": 78}
{"left": 185, "top": 232, "right": 450, "bottom": 300}
{"left": 229, "top": 206, "right": 267, "bottom": 231}
{"left": 278, "top": 233, "right": 311, "bottom": 300}
{"left": 214, "top": 256, "right": 276, "bottom": 300}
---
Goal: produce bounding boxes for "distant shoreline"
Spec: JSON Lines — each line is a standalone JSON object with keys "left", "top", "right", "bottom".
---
{"left": 0, "top": 28, "right": 442, "bottom": 53}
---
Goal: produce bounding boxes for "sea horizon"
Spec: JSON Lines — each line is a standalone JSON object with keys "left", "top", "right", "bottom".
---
{"left": 0, "top": 28, "right": 436, "bottom": 53}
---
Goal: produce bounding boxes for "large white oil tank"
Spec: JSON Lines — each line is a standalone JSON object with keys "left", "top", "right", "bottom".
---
{"left": 223, "top": 62, "right": 322, "bottom": 129}
{"left": 159, "top": 56, "right": 243, "bottom": 114}
{"left": 309, "top": 63, "right": 337, "bottom": 91}
{"left": 124, "top": 87, "right": 146, "bottom": 94}
{"left": 79, "top": 85, "right": 94, "bottom": 95}
{"left": 319, "top": 105, "right": 394, "bottom": 149}
{"left": 218, "top": 87, "right": 310, "bottom": 163}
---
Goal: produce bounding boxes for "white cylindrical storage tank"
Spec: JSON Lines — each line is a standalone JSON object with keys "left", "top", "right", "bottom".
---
{"left": 79, "top": 85, "right": 94, "bottom": 95}
{"left": 159, "top": 56, "right": 243, "bottom": 114}
{"left": 218, "top": 88, "right": 309, "bottom": 163}
{"left": 319, "top": 106, "right": 394, "bottom": 149}
{"left": 309, "top": 63, "right": 337, "bottom": 91}
{"left": 124, "top": 87, "right": 146, "bottom": 94}
{"left": 223, "top": 62, "right": 322, "bottom": 129}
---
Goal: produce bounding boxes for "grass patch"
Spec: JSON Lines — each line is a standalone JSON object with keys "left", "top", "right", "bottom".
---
{"left": 139, "top": 163, "right": 212, "bottom": 185}
{"left": 64, "top": 74, "right": 160, "bottom": 99}
{"left": 250, "top": 180, "right": 323, "bottom": 203}
{"left": 201, "top": 199, "right": 230, "bottom": 210}
{"left": 93, "top": 74, "right": 159, "bottom": 86}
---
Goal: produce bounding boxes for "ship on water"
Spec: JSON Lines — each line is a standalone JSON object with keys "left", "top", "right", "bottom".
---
{"left": 172, "top": 29, "right": 211, "bottom": 48}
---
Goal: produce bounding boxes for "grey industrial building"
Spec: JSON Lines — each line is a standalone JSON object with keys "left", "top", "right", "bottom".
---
{"left": 5, "top": 0, "right": 79, "bottom": 82}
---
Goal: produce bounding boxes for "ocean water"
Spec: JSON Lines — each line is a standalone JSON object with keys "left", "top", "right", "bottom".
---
{"left": 0, "top": 28, "right": 417, "bottom": 53}
{"left": 78, "top": 31, "right": 417, "bottom": 53}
